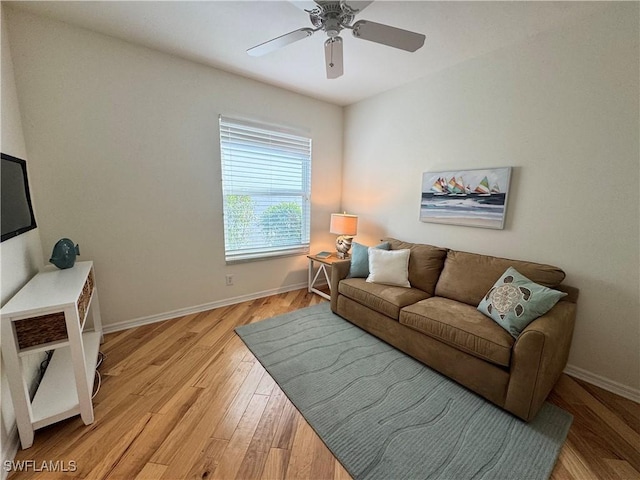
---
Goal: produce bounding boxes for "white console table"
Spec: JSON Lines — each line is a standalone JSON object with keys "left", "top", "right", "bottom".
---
{"left": 1, "top": 261, "right": 103, "bottom": 449}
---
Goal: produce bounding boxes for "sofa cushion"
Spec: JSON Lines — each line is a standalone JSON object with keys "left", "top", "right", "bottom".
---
{"left": 400, "top": 297, "right": 515, "bottom": 367}
{"left": 434, "top": 250, "right": 566, "bottom": 307}
{"left": 383, "top": 238, "right": 448, "bottom": 295}
{"left": 339, "top": 278, "right": 430, "bottom": 320}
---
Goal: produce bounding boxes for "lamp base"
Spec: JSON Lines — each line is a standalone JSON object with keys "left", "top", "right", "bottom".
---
{"left": 335, "top": 235, "right": 353, "bottom": 259}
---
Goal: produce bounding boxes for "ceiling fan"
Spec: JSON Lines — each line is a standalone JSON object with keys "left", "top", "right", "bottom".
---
{"left": 247, "top": 1, "right": 426, "bottom": 79}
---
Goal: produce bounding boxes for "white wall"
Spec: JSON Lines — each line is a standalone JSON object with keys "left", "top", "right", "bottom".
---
{"left": 343, "top": 4, "right": 639, "bottom": 392}
{"left": 0, "top": 4, "right": 45, "bottom": 467}
{"left": 5, "top": 8, "right": 343, "bottom": 329}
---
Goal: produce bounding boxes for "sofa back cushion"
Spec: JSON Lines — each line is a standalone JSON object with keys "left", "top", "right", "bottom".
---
{"left": 435, "top": 250, "right": 566, "bottom": 306}
{"left": 383, "top": 238, "right": 448, "bottom": 295}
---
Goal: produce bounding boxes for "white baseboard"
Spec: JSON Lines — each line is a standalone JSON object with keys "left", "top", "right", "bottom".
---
{"left": 564, "top": 364, "right": 640, "bottom": 403}
{"left": 2, "top": 425, "right": 19, "bottom": 480}
{"left": 102, "top": 282, "right": 309, "bottom": 334}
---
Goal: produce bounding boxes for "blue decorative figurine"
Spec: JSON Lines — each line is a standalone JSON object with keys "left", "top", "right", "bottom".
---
{"left": 50, "top": 238, "right": 80, "bottom": 269}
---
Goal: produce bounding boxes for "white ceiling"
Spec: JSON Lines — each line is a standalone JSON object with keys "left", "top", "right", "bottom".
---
{"left": 8, "top": 1, "right": 608, "bottom": 106}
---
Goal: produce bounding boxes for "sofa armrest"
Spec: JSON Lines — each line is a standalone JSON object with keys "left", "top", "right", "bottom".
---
{"left": 504, "top": 301, "right": 577, "bottom": 421}
{"left": 330, "top": 259, "right": 351, "bottom": 313}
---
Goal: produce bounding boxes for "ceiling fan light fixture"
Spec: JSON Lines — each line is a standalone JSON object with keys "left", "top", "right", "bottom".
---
{"left": 324, "top": 16, "right": 342, "bottom": 37}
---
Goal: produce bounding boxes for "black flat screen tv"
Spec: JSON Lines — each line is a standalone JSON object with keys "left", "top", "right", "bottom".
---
{"left": 1, "top": 153, "right": 37, "bottom": 242}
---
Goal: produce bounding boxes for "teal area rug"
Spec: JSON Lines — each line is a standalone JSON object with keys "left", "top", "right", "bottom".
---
{"left": 235, "top": 303, "right": 572, "bottom": 480}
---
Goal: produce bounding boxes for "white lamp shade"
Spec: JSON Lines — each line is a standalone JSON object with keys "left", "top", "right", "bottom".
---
{"left": 330, "top": 213, "right": 358, "bottom": 236}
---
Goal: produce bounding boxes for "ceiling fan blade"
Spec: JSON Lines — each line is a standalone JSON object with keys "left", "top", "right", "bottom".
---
{"left": 324, "top": 37, "right": 344, "bottom": 79}
{"left": 247, "top": 28, "right": 315, "bottom": 57}
{"left": 289, "top": 1, "right": 319, "bottom": 12}
{"left": 343, "top": 1, "right": 374, "bottom": 14}
{"left": 351, "top": 20, "right": 425, "bottom": 52}
{"left": 291, "top": 0, "right": 373, "bottom": 14}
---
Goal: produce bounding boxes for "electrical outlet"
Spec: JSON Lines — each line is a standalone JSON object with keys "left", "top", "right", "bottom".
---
{"left": 225, "top": 274, "right": 234, "bottom": 286}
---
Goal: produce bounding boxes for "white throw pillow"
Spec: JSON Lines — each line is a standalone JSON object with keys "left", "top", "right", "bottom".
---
{"left": 366, "top": 248, "right": 411, "bottom": 288}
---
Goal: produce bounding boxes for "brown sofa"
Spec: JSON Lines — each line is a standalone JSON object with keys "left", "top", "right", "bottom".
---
{"left": 330, "top": 238, "right": 579, "bottom": 421}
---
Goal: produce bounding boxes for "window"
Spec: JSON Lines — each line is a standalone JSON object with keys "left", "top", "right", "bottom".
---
{"left": 219, "top": 116, "right": 312, "bottom": 263}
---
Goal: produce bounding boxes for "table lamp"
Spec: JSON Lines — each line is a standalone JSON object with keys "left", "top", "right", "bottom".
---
{"left": 330, "top": 213, "right": 358, "bottom": 259}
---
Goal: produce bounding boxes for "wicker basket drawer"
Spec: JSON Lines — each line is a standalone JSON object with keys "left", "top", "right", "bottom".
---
{"left": 14, "top": 270, "right": 94, "bottom": 349}
{"left": 15, "top": 313, "right": 68, "bottom": 349}
{"left": 77, "top": 270, "right": 94, "bottom": 323}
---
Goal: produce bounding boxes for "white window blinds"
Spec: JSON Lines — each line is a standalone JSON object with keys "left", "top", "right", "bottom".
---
{"left": 219, "top": 116, "right": 312, "bottom": 263}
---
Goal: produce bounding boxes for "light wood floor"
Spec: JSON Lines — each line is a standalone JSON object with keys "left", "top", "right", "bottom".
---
{"left": 9, "top": 289, "right": 640, "bottom": 479}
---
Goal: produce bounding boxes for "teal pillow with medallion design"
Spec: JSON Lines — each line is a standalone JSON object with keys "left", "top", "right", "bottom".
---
{"left": 348, "top": 241, "right": 391, "bottom": 278}
{"left": 477, "top": 267, "right": 567, "bottom": 338}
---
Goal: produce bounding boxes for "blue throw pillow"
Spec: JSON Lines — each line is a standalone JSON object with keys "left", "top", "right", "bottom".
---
{"left": 477, "top": 267, "right": 567, "bottom": 338}
{"left": 348, "top": 242, "right": 391, "bottom": 278}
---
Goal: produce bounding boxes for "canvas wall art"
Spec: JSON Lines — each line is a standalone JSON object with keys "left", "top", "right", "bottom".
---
{"left": 420, "top": 167, "right": 512, "bottom": 229}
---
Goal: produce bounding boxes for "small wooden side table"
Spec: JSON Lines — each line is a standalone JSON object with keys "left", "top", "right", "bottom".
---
{"left": 307, "top": 254, "right": 346, "bottom": 300}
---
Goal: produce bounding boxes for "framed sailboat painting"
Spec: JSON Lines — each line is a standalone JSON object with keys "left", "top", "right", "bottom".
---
{"left": 420, "top": 167, "right": 512, "bottom": 229}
